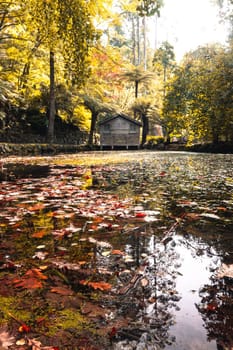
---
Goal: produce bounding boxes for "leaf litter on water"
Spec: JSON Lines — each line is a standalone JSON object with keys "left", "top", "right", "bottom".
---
{"left": 1, "top": 152, "right": 233, "bottom": 349}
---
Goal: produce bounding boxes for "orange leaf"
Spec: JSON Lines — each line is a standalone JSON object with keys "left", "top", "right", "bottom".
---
{"left": 93, "top": 216, "right": 103, "bottom": 223}
{"left": 111, "top": 250, "right": 124, "bottom": 255}
{"left": 217, "top": 206, "right": 227, "bottom": 211}
{"left": 79, "top": 279, "right": 88, "bottom": 286}
{"left": 27, "top": 203, "right": 45, "bottom": 211}
{"left": 26, "top": 268, "right": 47, "bottom": 280}
{"left": 88, "top": 281, "right": 112, "bottom": 291}
{"left": 47, "top": 211, "right": 56, "bottom": 217}
{"left": 13, "top": 268, "right": 47, "bottom": 290}
{"left": 80, "top": 280, "right": 112, "bottom": 291}
{"left": 32, "top": 229, "right": 47, "bottom": 238}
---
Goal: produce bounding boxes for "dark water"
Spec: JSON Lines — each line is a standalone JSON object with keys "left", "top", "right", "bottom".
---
{"left": 92, "top": 151, "right": 233, "bottom": 350}
{"left": 1, "top": 151, "right": 233, "bottom": 349}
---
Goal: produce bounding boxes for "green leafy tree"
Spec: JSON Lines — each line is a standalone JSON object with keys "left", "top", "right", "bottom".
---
{"left": 153, "top": 41, "right": 176, "bottom": 96}
{"left": 22, "top": 0, "right": 97, "bottom": 142}
{"left": 163, "top": 44, "right": 233, "bottom": 144}
{"left": 0, "top": 1, "right": 25, "bottom": 133}
{"left": 163, "top": 61, "right": 197, "bottom": 143}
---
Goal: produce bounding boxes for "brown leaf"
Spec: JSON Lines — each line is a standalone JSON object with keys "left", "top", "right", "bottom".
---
{"left": 13, "top": 268, "right": 47, "bottom": 290}
{"left": 13, "top": 276, "right": 43, "bottom": 289}
{"left": 81, "top": 302, "right": 108, "bottom": 318}
{"left": 217, "top": 263, "right": 233, "bottom": 279}
{"left": 185, "top": 213, "right": 201, "bottom": 221}
{"left": 50, "top": 286, "right": 74, "bottom": 296}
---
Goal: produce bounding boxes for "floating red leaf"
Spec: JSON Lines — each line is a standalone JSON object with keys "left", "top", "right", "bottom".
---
{"left": 108, "top": 327, "right": 117, "bottom": 339}
{"left": 206, "top": 302, "right": 217, "bottom": 311}
{"left": 19, "top": 323, "right": 31, "bottom": 333}
{"left": 135, "top": 212, "right": 146, "bottom": 218}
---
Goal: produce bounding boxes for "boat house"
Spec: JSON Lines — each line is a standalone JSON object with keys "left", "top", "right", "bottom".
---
{"left": 99, "top": 113, "right": 142, "bottom": 149}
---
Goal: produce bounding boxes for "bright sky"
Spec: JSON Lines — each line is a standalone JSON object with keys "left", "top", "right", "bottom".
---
{"left": 148, "top": 0, "right": 229, "bottom": 60}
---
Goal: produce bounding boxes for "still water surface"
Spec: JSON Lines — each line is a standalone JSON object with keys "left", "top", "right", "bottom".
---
{"left": 165, "top": 240, "right": 218, "bottom": 350}
{"left": 1, "top": 151, "right": 233, "bottom": 349}
{"left": 96, "top": 151, "right": 233, "bottom": 350}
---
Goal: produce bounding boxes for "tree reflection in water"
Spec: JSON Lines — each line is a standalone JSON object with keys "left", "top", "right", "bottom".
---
{"left": 112, "top": 229, "right": 182, "bottom": 349}
{"left": 197, "top": 268, "right": 233, "bottom": 349}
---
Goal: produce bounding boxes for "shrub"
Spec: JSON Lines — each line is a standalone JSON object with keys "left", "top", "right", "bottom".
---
{"left": 146, "top": 135, "right": 165, "bottom": 148}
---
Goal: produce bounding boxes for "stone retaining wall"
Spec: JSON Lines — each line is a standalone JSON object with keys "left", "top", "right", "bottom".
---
{"left": 0, "top": 143, "right": 89, "bottom": 157}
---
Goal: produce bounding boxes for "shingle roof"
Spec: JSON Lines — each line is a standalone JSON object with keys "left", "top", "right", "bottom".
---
{"left": 99, "top": 113, "right": 142, "bottom": 126}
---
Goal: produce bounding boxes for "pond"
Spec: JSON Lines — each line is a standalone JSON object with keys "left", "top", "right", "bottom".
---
{"left": 0, "top": 151, "right": 233, "bottom": 350}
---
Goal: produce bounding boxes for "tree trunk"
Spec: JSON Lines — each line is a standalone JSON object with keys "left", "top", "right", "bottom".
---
{"left": 165, "top": 130, "right": 171, "bottom": 144}
{"left": 132, "top": 16, "right": 136, "bottom": 65}
{"left": 163, "top": 66, "right": 167, "bottom": 97}
{"left": 47, "top": 50, "right": 56, "bottom": 143}
{"left": 137, "top": 15, "right": 140, "bottom": 65}
{"left": 212, "top": 131, "right": 219, "bottom": 144}
{"left": 143, "top": 16, "right": 147, "bottom": 70}
{"left": 135, "top": 81, "right": 139, "bottom": 98}
{"left": 154, "top": 13, "right": 158, "bottom": 50}
{"left": 18, "top": 36, "right": 42, "bottom": 90}
{"left": 88, "top": 112, "right": 98, "bottom": 146}
{"left": 141, "top": 114, "right": 149, "bottom": 146}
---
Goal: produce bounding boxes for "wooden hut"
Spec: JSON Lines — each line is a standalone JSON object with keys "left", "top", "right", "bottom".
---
{"left": 99, "top": 114, "right": 142, "bottom": 149}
